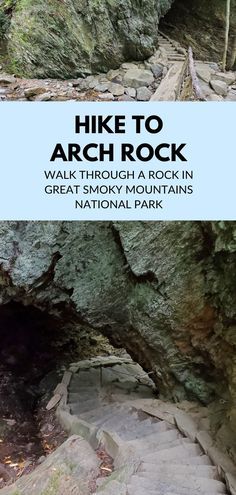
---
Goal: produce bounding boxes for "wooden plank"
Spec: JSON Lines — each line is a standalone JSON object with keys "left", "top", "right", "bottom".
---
{"left": 46, "top": 393, "right": 61, "bottom": 411}
{"left": 61, "top": 371, "right": 72, "bottom": 387}
{"left": 150, "top": 62, "right": 185, "bottom": 101}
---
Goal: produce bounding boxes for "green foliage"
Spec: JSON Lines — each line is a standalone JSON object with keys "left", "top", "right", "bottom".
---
{"left": 0, "top": 0, "right": 15, "bottom": 38}
{"left": 1, "top": 0, "right": 16, "bottom": 10}
{"left": 0, "top": 10, "right": 10, "bottom": 37}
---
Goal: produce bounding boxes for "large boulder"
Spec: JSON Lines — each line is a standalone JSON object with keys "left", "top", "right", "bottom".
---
{"left": 0, "top": 435, "right": 100, "bottom": 495}
{"left": 3, "top": 0, "right": 173, "bottom": 78}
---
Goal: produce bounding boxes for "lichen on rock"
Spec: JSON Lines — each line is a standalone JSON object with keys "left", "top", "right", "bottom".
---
{"left": 4, "top": 0, "right": 174, "bottom": 78}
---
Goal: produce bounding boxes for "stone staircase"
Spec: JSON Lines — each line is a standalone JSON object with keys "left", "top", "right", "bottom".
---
{"left": 151, "top": 32, "right": 236, "bottom": 101}
{"left": 55, "top": 356, "right": 234, "bottom": 495}
{"left": 2, "top": 356, "right": 235, "bottom": 494}
{"left": 157, "top": 32, "right": 186, "bottom": 62}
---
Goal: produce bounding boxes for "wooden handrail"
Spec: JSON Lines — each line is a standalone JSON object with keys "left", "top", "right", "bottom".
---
{"left": 188, "top": 47, "right": 207, "bottom": 101}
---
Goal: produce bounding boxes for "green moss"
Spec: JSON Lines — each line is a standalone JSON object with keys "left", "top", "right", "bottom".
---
{"left": 6, "top": 0, "right": 169, "bottom": 78}
{"left": 40, "top": 470, "right": 62, "bottom": 495}
{"left": 7, "top": 0, "right": 94, "bottom": 77}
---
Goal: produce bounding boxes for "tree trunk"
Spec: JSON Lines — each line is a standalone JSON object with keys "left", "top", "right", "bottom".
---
{"left": 222, "top": 0, "right": 231, "bottom": 71}
{"left": 229, "top": 34, "right": 236, "bottom": 69}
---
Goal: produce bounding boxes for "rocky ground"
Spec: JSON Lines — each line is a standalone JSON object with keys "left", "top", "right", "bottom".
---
{"left": 1, "top": 34, "right": 235, "bottom": 102}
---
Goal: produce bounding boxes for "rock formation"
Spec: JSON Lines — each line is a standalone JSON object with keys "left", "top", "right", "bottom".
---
{"left": 0, "top": 0, "right": 173, "bottom": 78}
{"left": 0, "top": 221, "right": 236, "bottom": 450}
{"left": 162, "top": 0, "right": 236, "bottom": 69}
{"left": 2, "top": 0, "right": 236, "bottom": 78}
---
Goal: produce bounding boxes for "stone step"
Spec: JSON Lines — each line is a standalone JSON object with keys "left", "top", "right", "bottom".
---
{"left": 128, "top": 437, "right": 193, "bottom": 456}
{"left": 168, "top": 55, "right": 186, "bottom": 61}
{"left": 101, "top": 362, "right": 148, "bottom": 382}
{"left": 68, "top": 390, "right": 99, "bottom": 402}
{"left": 79, "top": 403, "right": 130, "bottom": 424}
{"left": 157, "top": 45, "right": 172, "bottom": 50}
{"left": 135, "top": 472, "right": 226, "bottom": 493}
{"left": 109, "top": 394, "right": 155, "bottom": 406}
{"left": 127, "top": 484, "right": 226, "bottom": 495}
{"left": 140, "top": 462, "right": 220, "bottom": 480}
{"left": 101, "top": 366, "right": 137, "bottom": 384}
{"left": 165, "top": 49, "right": 180, "bottom": 53}
{"left": 109, "top": 384, "right": 154, "bottom": 398}
{"left": 118, "top": 418, "right": 172, "bottom": 441}
{"left": 141, "top": 454, "right": 213, "bottom": 466}
{"left": 70, "top": 368, "right": 101, "bottom": 387}
{"left": 97, "top": 410, "right": 140, "bottom": 433}
{"left": 69, "top": 384, "right": 99, "bottom": 393}
{"left": 69, "top": 398, "right": 101, "bottom": 415}
{"left": 126, "top": 428, "right": 182, "bottom": 451}
{"left": 159, "top": 43, "right": 174, "bottom": 49}
{"left": 127, "top": 476, "right": 226, "bottom": 495}
{"left": 142, "top": 443, "right": 202, "bottom": 462}
{"left": 118, "top": 417, "right": 153, "bottom": 432}
{"left": 158, "top": 43, "right": 174, "bottom": 47}
{"left": 166, "top": 51, "right": 180, "bottom": 55}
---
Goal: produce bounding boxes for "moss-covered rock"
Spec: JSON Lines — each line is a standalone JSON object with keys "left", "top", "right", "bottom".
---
{"left": 4, "top": 0, "right": 173, "bottom": 78}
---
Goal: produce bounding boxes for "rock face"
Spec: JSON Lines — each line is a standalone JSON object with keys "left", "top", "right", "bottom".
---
{"left": 1, "top": 0, "right": 236, "bottom": 77}
{"left": 162, "top": 0, "right": 236, "bottom": 68}
{"left": 0, "top": 221, "right": 236, "bottom": 447}
{"left": 1, "top": 0, "right": 173, "bottom": 78}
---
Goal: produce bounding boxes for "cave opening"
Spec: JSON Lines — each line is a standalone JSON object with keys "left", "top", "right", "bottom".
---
{"left": 0, "top": 301, "right": 72, "bottom": 486}
{"left": 159, "top": 0, "right": 235, "bottom": 67}
{"left": 0, "top": 301, "right": 131, "bottom": 486}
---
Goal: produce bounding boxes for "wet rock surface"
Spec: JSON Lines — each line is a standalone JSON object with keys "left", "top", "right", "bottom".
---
{"left": 0, "top": 221, "right": 236, "bottom": 459}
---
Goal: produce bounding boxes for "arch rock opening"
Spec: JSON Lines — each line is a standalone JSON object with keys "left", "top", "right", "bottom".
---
{"left": 0, "top": 221, "right": 236, "bottom": 469}
{"left": 0, "top": 300, "right": 131, "bottom": 487}
{"left": 160, "top": 0, "right": 236, "bottom": 68}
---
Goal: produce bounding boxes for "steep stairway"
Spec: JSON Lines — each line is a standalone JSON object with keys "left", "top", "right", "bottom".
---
{"left": 2, "top": 356, "right": 235, "bottom": 494}
{"left": 157, "top": 32, "right": 186, "bottom": 62}
{"left": 55, "top": 356, "right": 234, "bottom": 495}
